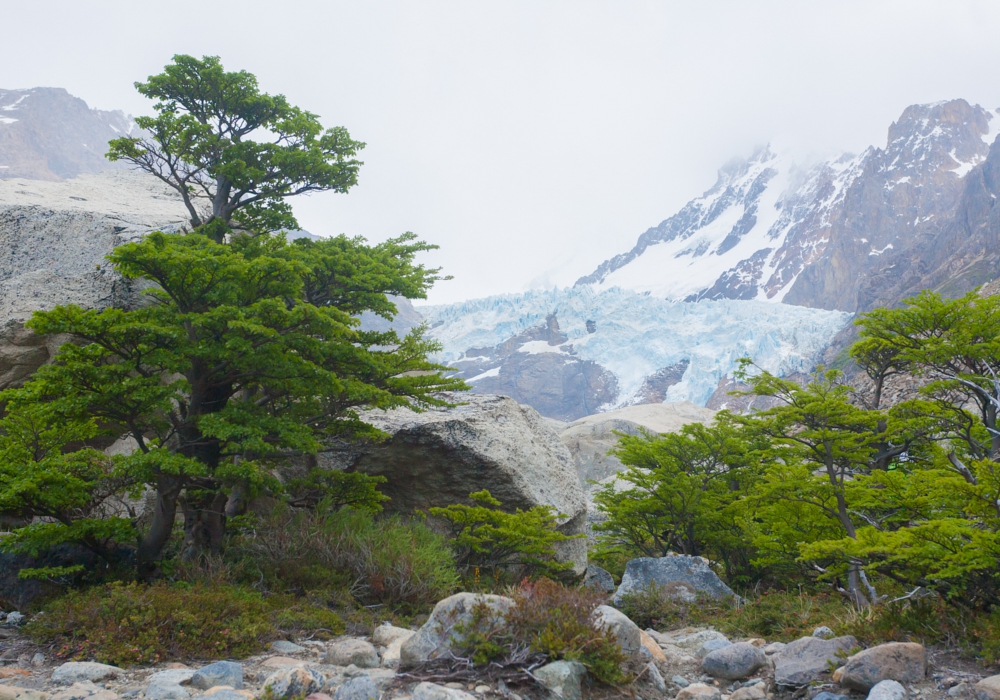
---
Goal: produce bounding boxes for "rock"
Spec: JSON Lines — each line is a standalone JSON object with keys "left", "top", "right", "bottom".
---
{"left": 675, "top": 683, "right": 722, "bottom": 700}
{"left": 811, "top": 694, "right": 849, "bottom": 700}
{"left": 613, "top": 556, "right": 734, "bottom": 606}
{"left": 380, "top": 635, "right": 410, "bottom": 668}
{"left": 325, "top": 639, "right": 380, "bottom": 668}
{"left": 144, "top": 685, "right": 188, "bottom": 700}
{"left": 813, "top": 627, "right": 835, "bottom": 640}
{"left": 262, "top": 657, "right": 309, "bottom": 668}
{"left": 534, "top": 660, "right": 587, "bottom": 700}
{"left": 197, "top": 692, "right": 248, "bottom": 700}
{"left": 333, "top": 677, "right": 378, "bottom": 700}
{"left": 838, "top": 643, "right": 926, "bottom": 691}
{"left": 773, "top": 635, "right": 858, "bottom": 687}
{"left": 411, "top": 682, "right": 477, "bottom": 700}
{"left": 263, "top": 667, "right": 325, "bottom": 700}
{"left": 867, "top": 680, "right": 907, "bottom": 700}
{"left": 146, "top": 671, "right": 195, "bottom": 686}
{"left": 272, "top": 641, "right": 308, "bottom": 654}
{"left": 673, "top": 677, "right": 691, "bottom": 688}
{"left": 5, "top": 611, "right": 24, "bottom": 626}
{"left": 974, "top": 676, "right": 1000, "bottom": 700}
{"left": 650, "top": 628, "right": 728, "bottom": 651}
{"left": 0, "top": 670, "right": 30, "bottom": 679}
{"left": 30, "top": 653, "right": 45, "bottom": 667}
{"left": 641, "top": 630, "right": 668, "bottom": 663}
{"left": 400, "top": 592, "right": 514, "bottom": 667}
{"left": 371, "top": 623, "right": 415, "bottom": 648}
{"left": 697, "top": 639, "right": 733, "bottom": 659}
{"left": 593, "top": 605, "right": 641, "bottom": 657}
{"left": 701, "top": 643, "right": 766, "bottom": 680}
{"left": 51, "top": 663, "right": 123, "bottom": 685}
{"left": 190, "top": 662, "right": 243, "bottom": 691}
{"left": 950, "top": 683, "right": 970, "bottom": 698}
{"left": 320, "top": 393, "right": 589, "bottom": 576}
{"left": 48, "top": 683, "right": 118, "bottom": 700}
{"left": 307, "top": 695, "right": 335, "bottom": 700}
{"left": 583, "top": 565, "right": 615, "bottom": 593}
{"left": 0, "top": 690, "right": 49, "bottom": 700}
{"left": 762, "top": 642, "right": 786, "bottom": 656}
{"left": 647, "top": 662, "right": 667, "bottom": 693}
{"left": 730, "top": 686, "right": 766, "bottom": 700}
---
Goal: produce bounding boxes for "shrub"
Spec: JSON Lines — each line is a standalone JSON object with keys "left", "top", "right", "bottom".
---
{"left": 232, "top": 503, "right": 457, "bottom": 612}
{"left": 26, "top": 582, "right": 280, "bottom": 665}
{"left": 429, "top": 490, "right": 581, "bottom": 584}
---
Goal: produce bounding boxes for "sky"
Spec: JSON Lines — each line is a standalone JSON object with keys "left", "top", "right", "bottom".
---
{"left": 5, "top": 1, "right": 1000, "bottom": 304}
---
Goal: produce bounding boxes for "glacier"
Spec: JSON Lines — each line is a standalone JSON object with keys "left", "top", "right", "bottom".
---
{"left": 419, "top": 287, "right": 853, "bottom": 407}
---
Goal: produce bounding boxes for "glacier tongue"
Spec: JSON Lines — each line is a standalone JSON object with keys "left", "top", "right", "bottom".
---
{"left": 420, "top": 287, "right": 853, "bottom": 408}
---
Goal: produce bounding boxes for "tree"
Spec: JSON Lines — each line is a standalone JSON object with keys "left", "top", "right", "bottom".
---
{"left": 108, "top": 55, "right": 364, "bottom": 240}
{"left": 0, "top": 57, "right": 467, "bottom": 577}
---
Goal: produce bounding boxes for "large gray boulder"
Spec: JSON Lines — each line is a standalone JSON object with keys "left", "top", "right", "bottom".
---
{"left": 701, "top": 643, "right": 765, "bottom": 680}
{"left": 612, "top": 556, "right": 734, "bottom": 606}
{"left": 773, "top": 635, "right": 858, "bottom": 687}
{"left": 593, "top": 605, "right": 641, "bottom": 658}
{"left": 321, "top": 393, "right": 589, "bottom": 575}
{"left": 400, "top": 592, "right": 514, "bottom": 667}
{"left": 836, "top": 642, "right": 926, "bottom": 691}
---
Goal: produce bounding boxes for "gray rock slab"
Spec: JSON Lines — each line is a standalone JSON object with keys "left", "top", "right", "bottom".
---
{"left": 190, "top": 662, "right": 243, "bottom": 691}
{"left": 52, "top": 663, "right": 123, "bottom": 685}
{"left": 324, "top": 639, "right": 379, "bottom": 669}
{"left": 773, "top": 635, "right": 858, "bottom": 687}
{"left": 838, "top": 642, "right": 926, "bottom": 691}
{"left": 613, "top": 556, "right": 734, "bottom": 606}
{"left": 145, "top": 671, "right": 194, "bottom": 687}
{"left": 583, "top": 565, "right": 615, "bottom": 593}
{"left": 333, "top": 676, "right": 378, "bottom": 700}
{"left": 534, "top": 660, "right": 587, "bottom": 700}
{"left": 48, "top": 682, "right": 118, "bottom": 700}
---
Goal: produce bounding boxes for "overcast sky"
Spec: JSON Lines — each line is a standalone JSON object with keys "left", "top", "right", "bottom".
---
{"left": 6, "top": 1, "right": 1000, "bottom": 304}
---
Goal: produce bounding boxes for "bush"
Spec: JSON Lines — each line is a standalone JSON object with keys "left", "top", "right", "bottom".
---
{"left": 232, "top": 504, "right": 458, "bottom": 613}
{"left": 429, "top": 490, "right": 580, "bottom": 584}
{"left": 27, "top": 582, "right": 280, "bottom": 665}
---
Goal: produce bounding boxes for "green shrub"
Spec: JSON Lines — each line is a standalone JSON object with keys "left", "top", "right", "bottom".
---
{"left": 27, "top": 582, "right": 277, "bottom": 665}
{"left": 429, "top": 490, "right": 581, "bottom": 584}
{"left": 232, "top": 503, "right": 457, "bottom": 612}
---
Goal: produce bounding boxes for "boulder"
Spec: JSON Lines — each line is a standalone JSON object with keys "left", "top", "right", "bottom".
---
{"left": 975, "top": 676, "right": 1000, "bottom": 700}
{"left": 411, "top": 683, "right": 477, "bottom": 700}
{"left": 48, "top": 683, "right": 117, "bottom": 700}
{"left": 867, "top": 680, "right": 907, "bottom": 700}
{"left": 145, "top": 686, "right": 188, "bottom": 700}
{"left": 324, "top": 639, "right": 379, "bottom": 668}
{"left": 534, "top": 660, "right": 587, "bottom": 700}
{"left": 697, "top": 639, "right": 732, "bottom": 658}
{"left": 190, "top": 662, "right": 243, "bottom": 691}
{"left": 640, "top": 630, "right": 668, "bottom": 663}
{"left": 272, "top": 641, "right": 308, "bottom": 654}
{"left": 773, "top": 635, "right": 857, "bottom": 687}
{"left": 649, "top": 628, "right": 728, "bottom": 651}
{"left": 319, "top": 393, "right": 589, "bottom": 576}
{"left": 672, "top": 676, "right": 691, "bottom": 688}
{"left": 333, "top": 677, "right": 378, "bottom": 700}
{"left": 838, "top": 643, "right": 926, "bottom": 691}
{"left": 371, "top": 623, "right": 415, "bottom": 648}
{"left": 400, "top": 592, "right": 514, "bottom": 667}
{"left": 700, "top": 642, "right": 766, "bottom": 680}
{"left": 593, "top": 605, "right": 641, "bottom": 657}
{"left": 51, "top": 663, "right": 122, "bottom": 685}
{"left": 583, "top": 565, "right": 615, "bottom": 593}
{"left": 730, "top": 686, "right": 766, "bottom": 700}
{"left": 263, "top": 667, "right": 325, "bottom": 700}
{"left": 0, "top": 690, "right": 49, "bottom": 700}
{"left": 762, "top": 642, "right": 786, "bottom": 656}
{"left": 675, "top": 683, "right": 722, "bottom": 700}
{"left": 146, "top": 670, "right": 195, "bottom": 686}
{"left": 813, "top": 626, "right": 835, "bottom": 639}
{"left": 380, "top": 635, "right": 411, "bottom": 668}
{"left": 647, "top": 662, "right": 667, "bottom": 693}
{"left": 613, "top": 556, "right": 734, "bottom": 606}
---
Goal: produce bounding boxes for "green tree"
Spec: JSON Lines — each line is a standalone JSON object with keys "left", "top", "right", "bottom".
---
{"left": 108, "top": 55, "right": 364, "bottom": 239}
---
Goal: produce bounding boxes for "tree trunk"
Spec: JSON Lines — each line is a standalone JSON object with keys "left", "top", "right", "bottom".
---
{"left": 137, "top": 475, "right": 183, "bottom": 580}
{"left": 180, "top": 490, "right": 229, "bottom": 561}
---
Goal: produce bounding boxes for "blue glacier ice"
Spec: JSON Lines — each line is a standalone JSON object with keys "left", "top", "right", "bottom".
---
{"left": 418, "top": 286, "right": 854, "bottom": 407}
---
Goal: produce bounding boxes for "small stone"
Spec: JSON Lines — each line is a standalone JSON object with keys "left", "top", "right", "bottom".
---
{"left": 701, "top": 643, "right": 766, "bottom": 680}
{"left": 272, "top": 641, "right": 308, "bottom": 654}
{"left": 146, "top": 670, "right": 195, "bottom": 687}
{"left": 324, "top": 639, "right": 380, "bottom": 668}
{"left": 676, "top": 683, "right": 723, "bottom": 700}
{"left": 674, "top": 676, "right": 691, "bottom": 688}
{"left": 52, "top": 663, "right": 123, "bottom": 685}
{"left": 263, "top": 666, "right": 325, "bottom": 700}
{"left": 949, "top": 683, "right": 969, "bottom": 697}
{"left": 839, "top": 643, "right": 926, "bottom": 691}
{"left": 371, "top": 624, "right": 415, "bottom": 648}
{"left": 412, "top": 683, "right": 477, "bottom": 700}
{"left": 145, "top": 685, "right": 188, "bottom": 700}
{"left": 647, "top": 662, "right": 667, "bottom": 694}
{"left": 534, "top": 661, "right": 587, "bottom": 700}
{"left": 867, "top": 680, "right": 907, "bottom": 700}
{"left": 5, "top": 612, "right": 24, "bottom": 626}
{"left": 333, "top": 676, "right": 378, "bottom": 700}
{"left": 698, "top": 639, "right": 733, "bottom": 659}
{"left": 30, "top": 654, "right": 45, "bottom": 668}
{"left": 812, "top": 627, "right": 835, "bottom": 640}
{"left": 730, "top": 686, "right": 766, "bottom": 700}
{"left": 474, "top": 687, "right": 490, "bottom": 694}
{"left": 190, "top": 662, "right": 243, "bottom": 691}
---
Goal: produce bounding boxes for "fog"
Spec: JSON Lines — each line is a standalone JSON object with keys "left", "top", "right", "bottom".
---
{"left": 5, "top": 1, "right": 1000, "bottom": 303}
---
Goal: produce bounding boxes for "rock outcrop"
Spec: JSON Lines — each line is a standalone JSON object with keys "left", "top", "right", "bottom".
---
{"left": 319, "top": 392, "right": 589, "bottom": 575}
{"left": 612, "top": 556, "right": 735, "bottom": 606}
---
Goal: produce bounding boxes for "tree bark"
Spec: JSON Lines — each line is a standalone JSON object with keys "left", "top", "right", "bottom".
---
{"left": 137, "top": 475, "right": 183, "bottom": 580}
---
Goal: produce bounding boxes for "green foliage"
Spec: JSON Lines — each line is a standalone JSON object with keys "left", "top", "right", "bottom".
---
{"left": 286, "top": 468, "right": 388, "bottom": 512}
{"left": 25, "top": 582, "right": 310, "bottom": 665}
{"left": 230, "top": 504, "right": 458, "bottom": 612}
{"left": 429, "top": 490, "right": 580, "bottom": 583}
{"left": 107, "top": 55, "right": 364, "bottom": 236}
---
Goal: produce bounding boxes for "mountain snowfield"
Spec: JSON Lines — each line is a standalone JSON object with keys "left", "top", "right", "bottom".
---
{"left": 421, "top": 286, "right": 853, "bottom": 408}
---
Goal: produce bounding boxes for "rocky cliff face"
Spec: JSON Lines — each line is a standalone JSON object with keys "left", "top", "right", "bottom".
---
{"left": 578, "top": 99, "right": 1000, "bottom": 314}
{"left": 0, "top": 88, "right": 138, "bottom": 181}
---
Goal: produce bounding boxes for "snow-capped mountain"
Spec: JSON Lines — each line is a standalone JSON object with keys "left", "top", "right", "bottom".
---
{"left": 0, "top": 88, "right": 139, "bottom": 180}
{"left": 577, "top": 99, "right": 1000, "bottom": 312}
{"left": 422, "top": 287, "right": 852, "bottom": 420}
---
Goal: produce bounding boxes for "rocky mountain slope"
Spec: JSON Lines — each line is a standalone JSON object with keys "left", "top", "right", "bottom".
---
{"left": 0, "top": 88, "right": 139, "bottom": 180}
{"left": 577, "top": 99, "right": 1000, "bottom": 313}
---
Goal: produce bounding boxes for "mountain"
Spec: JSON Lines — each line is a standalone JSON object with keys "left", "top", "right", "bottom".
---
{"left": 421, "top": 287, "right": 852, "bottom": 420}
{"left": 0, "top": 88, "right": 138, "bottom": 180}
{"left": 577, "top": 99, "right": 1000, "bottom": 313}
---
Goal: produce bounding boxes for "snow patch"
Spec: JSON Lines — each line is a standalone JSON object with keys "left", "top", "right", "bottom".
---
{"left": 0, "top": 117, "right": 17, "bottom": 125}
{"left": 468, "top": 366, "right": 501, "bottom": 382}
